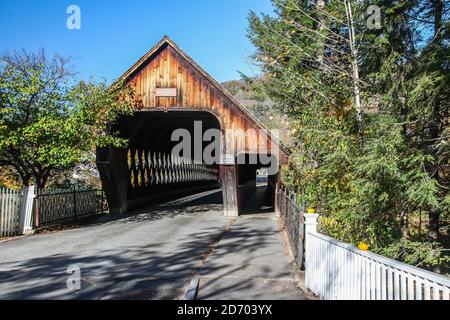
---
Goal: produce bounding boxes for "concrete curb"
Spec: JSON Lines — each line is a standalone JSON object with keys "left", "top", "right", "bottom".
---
{"left": 0, "top": 232, "right": 34, "bottom": 245}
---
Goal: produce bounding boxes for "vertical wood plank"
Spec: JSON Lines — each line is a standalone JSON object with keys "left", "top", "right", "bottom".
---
{"left": 365, "top": 258, "right": 371, "bottom": 300}
{"left": 357, "top": 254, "right": 362, "bottom": 300}
{"left": 0, "top": 188, "right": 4, "bottom": 237}
{"left": 443, "top": 286, "right": 449, "bottom": 301}
{"left": 361, "top": 256, "right": 366, "bottom": 300}
{"left": 416, "top": 279, "right": 423, "bottom": 300}
{"left": 424, "top": 280, "right": 431, "bottom": 300}
{"left": 408, "top": 276, "right": 415, "bottom": 300}
{"left": 7, "top": 189, "right": 11, "bottom": 236}
{"left": 370, "top": 260, "right": 376, "bottom": 300}
{"left": 433, "top": 283, "right": 440, "bottom": 300}
{"left": 381, "top": 265, "right": 387, "bottom": 300}
{"left": 401, "top": 272, "right": 407, "bottom": 300}
{"left": 387, "top": 268, "right": 393, "bottom": 300}
{"left": 394, "top": 269, "right": 400, "bottom": 300}
{"left": 376, "top": 262, "right": 381, "bottom": 300}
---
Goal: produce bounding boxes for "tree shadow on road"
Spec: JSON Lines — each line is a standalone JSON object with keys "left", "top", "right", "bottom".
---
{"left": 89, "top": 189, "right": 224, "bottom": 227}
{"left": 0, "top": 218, "right": 289, "bottom": 300}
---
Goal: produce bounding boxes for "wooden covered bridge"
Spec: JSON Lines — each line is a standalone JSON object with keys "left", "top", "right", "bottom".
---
{"left": 96, "top": 36, "right": 289, "bottom": 216}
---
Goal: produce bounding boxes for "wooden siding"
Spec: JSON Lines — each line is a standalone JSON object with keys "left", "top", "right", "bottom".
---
{"left": 125, "top": 39, "right": 288, "bottom": 164}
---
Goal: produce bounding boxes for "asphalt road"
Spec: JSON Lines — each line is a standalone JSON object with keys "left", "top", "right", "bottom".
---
{"left": 0, "top": 188, "right": 306, "bottom": 300}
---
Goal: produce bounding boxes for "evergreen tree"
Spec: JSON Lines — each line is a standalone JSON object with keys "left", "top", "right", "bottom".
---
{"left": 248, "top": 0, "right": 449, "bottom": 272}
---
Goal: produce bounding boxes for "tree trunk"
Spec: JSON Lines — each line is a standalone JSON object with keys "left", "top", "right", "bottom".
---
{"left": 344, "top": 0, "right": 363, "bottom": 133}
{"left": 400, "top": 203, "right": 409, "bottom": 239}
{"left": 14, "top": 164, "right": 30, "bottom": 187}
{"left": 428, "top": 207, "right": 440, "bottom": 242}
{"left": 35, "top": 171, "right": 49, "bottom": 190}
{"left": 429, "top": 206, "right": 441, "bottom": 273}
{"left": 315, "top": 0, "right": 326, "bottom": 66}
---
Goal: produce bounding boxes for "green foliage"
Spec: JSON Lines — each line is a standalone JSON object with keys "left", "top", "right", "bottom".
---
{"left": 248, "top": 0, "right": 449, "bottom": 272}
{"left": 0, "top": 49, "right": 136, "bottom": 188}
{"left": 379, "top": 240, "right": 450, "bottom": 275}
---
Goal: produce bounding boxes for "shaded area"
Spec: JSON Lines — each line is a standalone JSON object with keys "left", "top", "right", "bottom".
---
{"left": 197, "top": 216, "right": 307, "bottom": 300}
{"left": 118, "top": 111, "right": 222, "bottom": 204}
{"left": 0, "top": 190, "right": 305, "bottom": 300}
{"left": 97, "top": 110, "right": 222, "bottom": 214}
{"left": 236, "top": 154, "right": 276, "bottom": 215}
{"left": 0, "top": 190, "right": 228, "bottom": 300}
{"left": 240, "top": 185, "right": 275, "bottom": 215}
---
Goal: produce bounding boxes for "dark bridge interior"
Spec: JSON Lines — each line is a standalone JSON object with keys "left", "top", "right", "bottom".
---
{"left": 113, "top": 111, "right": 222, "bottom": 209}
{"left": 236, "top": 154, "right": 276, "bottom": 215}
{"left": 98, "top": 110, "right": 278, "bottom": 215}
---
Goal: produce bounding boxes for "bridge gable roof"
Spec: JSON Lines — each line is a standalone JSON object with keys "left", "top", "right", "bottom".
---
{"left": 120, "top": 36, "right": 289, "bottom": 160}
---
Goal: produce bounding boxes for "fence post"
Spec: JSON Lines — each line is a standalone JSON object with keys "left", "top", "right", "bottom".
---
{"left": 304, "top": 213, "right": 318, "bottom": 234}
{"left": 34, "top": 189, "right": 40, "bottom": 229}
{"left": 19, "top": 186, "right": 36, "bottom": 235}
{"left": 73, "top": 186, "right": 77, "bottom": 220}
{"left": 304, "top": 212, "right": 319, "bottom": 290}
{"left": 101, "top": 190, "right": 104, "bottom": 214}
{"left": 298, "top": 193, "right": 305, "bottom": 270}
{"left": 274, "top": 184, "right": 280, "bottom": 217}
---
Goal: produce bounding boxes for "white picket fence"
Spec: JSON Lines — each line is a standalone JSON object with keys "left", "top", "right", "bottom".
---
{"left": 304, "top": 214, "right": 450, "bottom": 300}
{"left": 0, "top": 187, "right": 23, "bottom": 237}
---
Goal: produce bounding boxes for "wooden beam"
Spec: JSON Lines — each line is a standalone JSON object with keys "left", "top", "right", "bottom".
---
{"left": 220, "top": 165, "right": 239, "bottom": 217}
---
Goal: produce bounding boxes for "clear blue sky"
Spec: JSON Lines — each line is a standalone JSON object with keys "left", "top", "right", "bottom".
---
{"left": 0, "top": 0, "right": 274, "bottom": 83}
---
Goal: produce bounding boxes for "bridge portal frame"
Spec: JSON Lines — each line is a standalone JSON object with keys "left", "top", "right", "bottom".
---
{"left": 97, "top": 36, "right": 288, "bottom": 216}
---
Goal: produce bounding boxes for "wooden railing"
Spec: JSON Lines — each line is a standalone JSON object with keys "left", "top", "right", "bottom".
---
{"left": 0, "top": 187, "right": 23, "bottom": 237}
{"left": 277, "top": 186, "right": 305, "bottom": 269}
{"left": 304, "top": 225, "right": 450, "bottom": 300}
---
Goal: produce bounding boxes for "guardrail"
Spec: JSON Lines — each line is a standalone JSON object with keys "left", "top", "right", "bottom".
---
{"left": 277, "top": 186, "right": 304, "bottom": 269}
{"left": 35, "top": 188, "right": 107, "bottom": 228}
{"left": 304, "top": 214, "right": 450, "bottom": 300}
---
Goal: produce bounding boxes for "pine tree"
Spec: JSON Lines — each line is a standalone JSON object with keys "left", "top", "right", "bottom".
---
{"left": 248, "top": 0, "right": 449, "bottom": 272}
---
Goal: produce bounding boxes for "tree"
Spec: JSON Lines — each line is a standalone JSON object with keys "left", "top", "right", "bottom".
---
{"left": 0, "top": 49, "right": 138, "bottom": 188}
{"left": 358, "top": 0, "right": 449, "bottom": 270}
{"left": 248, "top": 0, "right": 449, "bottom": 272}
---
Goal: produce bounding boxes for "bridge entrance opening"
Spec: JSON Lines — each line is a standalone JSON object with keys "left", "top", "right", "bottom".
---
{"left": 96, "top": 37, "right": 288, "bottom": 216}
{"left": 98, "top": 110, "right": 223, "bottom": 213}
{"left": 236, "top": 154, "right": 277, "bottom": 215}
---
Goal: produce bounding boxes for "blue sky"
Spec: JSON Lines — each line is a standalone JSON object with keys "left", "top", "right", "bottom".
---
{"left": 0, "top": 0, "right": 274, "bottom": 83}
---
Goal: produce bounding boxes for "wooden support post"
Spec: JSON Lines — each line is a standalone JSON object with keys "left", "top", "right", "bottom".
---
{"left": 96, "top": 146, "right": 129, "bottom": 215}
{"left": 220, "top": 165, "right": 239, "bottom": 217}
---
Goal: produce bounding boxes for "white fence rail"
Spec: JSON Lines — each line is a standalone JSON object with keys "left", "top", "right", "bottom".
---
{"left": 305, "top": 223, "right": 450, "bottom": 300}
{"left": 0, "top": 187, "right": 23, "bottom": 237}
{"left": 1, "top": 186, "right": 105, "bottom": 237}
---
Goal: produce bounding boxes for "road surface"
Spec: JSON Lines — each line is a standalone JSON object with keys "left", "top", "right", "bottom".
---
{"left": 0, "top": 189, "right": 306, "bottom": 300}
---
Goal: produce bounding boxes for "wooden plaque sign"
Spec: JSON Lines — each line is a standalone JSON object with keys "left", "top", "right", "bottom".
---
{"left": 220, "top": 154, "right": 235, "bottom": 165}
{"left": 156, "top": 88, "right": 177, "bottom": 97}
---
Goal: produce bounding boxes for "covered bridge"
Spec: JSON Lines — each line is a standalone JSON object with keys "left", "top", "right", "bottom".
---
{"left": 97, "top": 36, "right": 289, "bottom": 216}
